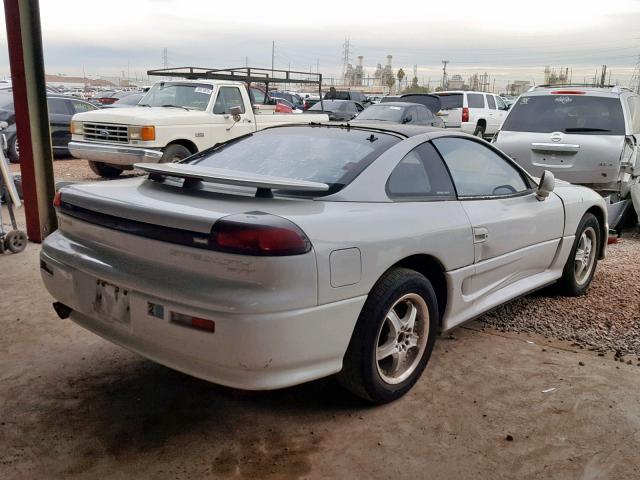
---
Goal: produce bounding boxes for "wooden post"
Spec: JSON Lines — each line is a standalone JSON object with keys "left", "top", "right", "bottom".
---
{"left": 4, "top": 0, "right": 56, "bottom": 242}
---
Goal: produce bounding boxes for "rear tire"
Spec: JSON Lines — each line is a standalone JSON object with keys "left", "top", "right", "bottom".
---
{"left": 473, "top": 124, "right": 485, "bottom": 138}
{"left": 556, "top": 213, "right": 600, "bottom": 296}
{"left": 160, "top": 144, "right": 191, "bottom": 163}
{"left": 88, "top": 161, "right": 123, "bottom": 178}
{"left": 337, "top": 268, "right": 439, "bottom": 404}
{"left": 5, "top": 230, "right": 27, "bottom": 253}
{"left": 8, "top": 136, "right": 19, "bottom": 163}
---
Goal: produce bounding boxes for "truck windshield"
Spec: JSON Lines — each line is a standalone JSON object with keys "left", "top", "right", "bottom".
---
{"left": 191, "top": 126, "right": 400, "bottom": 191}
{"left": 502, "top": 95, "right": 625, "bottom": 135}
{"left": 139, "top": 82, "right": 213, "bottom": 111}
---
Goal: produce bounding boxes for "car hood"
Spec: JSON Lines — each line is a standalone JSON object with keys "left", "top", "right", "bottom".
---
{"left": 72, "top": 107, "right": 210, "bottom": 126}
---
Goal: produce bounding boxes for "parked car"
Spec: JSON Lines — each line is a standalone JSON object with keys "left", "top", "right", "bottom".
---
{"left": 68, "top": 78, "right": 329, "bottom": 178}
{"left": 381, "top": 93, "right": 442, "bottom": 116}
{"left": 305, "top": 99, "right": 363, "bottom": 121}
{"left": 434, "top": 91, "right": 509, "bottom": 137}
{"left": 269, "top": 91, "right": 303, "bottom": 110}
{"left": 44, "top": 123, "right": 606, "bottom": 404}
{"left": 101, "top": 92, "right": 145, "bottom": 108}
{"left": 272, "top": 97, "right": 302, "bottom": 113}
{"left": 92, "top": 91, "right": 118, "bottom": 105}
{"left": 493, "top": 85, "right": 640, "bottom": 226}
{"left": 352, "top": 102, "right": 443, "bottom": 127}
{"left": 324, "top": 90, "right": 369, "bottom": 105}
{"left": 3, "top": 94, "right": 97, "bottom": 163}
{"left": 302, "top": 94, "right": 321, "bottom": 110}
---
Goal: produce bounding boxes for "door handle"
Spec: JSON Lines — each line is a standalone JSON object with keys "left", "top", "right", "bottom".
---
{"left": 473, "top": 227, "right": 489, "bottom": 244}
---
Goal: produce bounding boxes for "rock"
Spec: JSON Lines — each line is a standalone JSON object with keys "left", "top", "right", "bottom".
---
{"left": 505, "top": 434, "right": 514, "bottom": 441}
{"left": 579, "top": 361, "right": 585, "bottom": 366}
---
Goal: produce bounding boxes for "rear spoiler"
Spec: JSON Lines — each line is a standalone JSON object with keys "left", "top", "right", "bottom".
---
{"left": 135, "top": 162, "right": 329, "bottom": 198}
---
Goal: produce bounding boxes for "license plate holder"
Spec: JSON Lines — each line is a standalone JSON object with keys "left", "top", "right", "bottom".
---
{"left": 94, "top": 279, "right": 130, "bottom": 324}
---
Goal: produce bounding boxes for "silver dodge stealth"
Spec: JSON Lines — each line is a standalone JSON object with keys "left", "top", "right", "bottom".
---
{"left": 41, "top": 123, "right": 607, "bottom": 403}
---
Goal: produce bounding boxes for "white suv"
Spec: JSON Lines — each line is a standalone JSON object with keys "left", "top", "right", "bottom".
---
{"left": 435, "top": 91, "right": 509, "bottom": 137}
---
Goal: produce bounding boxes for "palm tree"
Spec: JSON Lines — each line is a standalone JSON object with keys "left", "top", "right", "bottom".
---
{"left": 396, "top": 68, "right": 405, "bottom": 93}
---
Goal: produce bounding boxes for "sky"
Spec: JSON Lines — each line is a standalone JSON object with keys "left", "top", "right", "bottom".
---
{"left": 0, "top": 0, "right": 639, "bottom": 89}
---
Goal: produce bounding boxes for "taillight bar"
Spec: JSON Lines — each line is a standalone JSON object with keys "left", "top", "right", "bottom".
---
{"left": 550, "top": 90, "right": 585, "bottom": 95}
{"left": 210, "top": 212, "right": 311, "bottom": 256}
{"left": 462, "top": 107, "right": 469, "bottom": 123}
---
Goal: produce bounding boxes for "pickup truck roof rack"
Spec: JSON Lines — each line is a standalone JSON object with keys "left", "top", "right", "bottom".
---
{"left": 147, "top": 66, "right": 325, "bottom": 109}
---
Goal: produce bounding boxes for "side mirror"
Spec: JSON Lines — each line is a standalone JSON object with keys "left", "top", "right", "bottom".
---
{"left": 536, "top": 170, "right": 555, "bottom": 201}
{"left": 402, "top": 115, "right": 413, "bottom": 124}
{"left": 229, "top": 105, "right": 242, "bottom": 122}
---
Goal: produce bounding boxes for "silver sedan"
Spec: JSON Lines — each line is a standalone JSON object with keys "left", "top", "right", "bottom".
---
{"left": 41, "top": 124, "right": 607, "bottom": 403}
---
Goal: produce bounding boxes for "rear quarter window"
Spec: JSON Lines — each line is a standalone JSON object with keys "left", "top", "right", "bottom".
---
{"left": 467, "top": 94, "right": 485, "bottom": 109}
{"left": 436, "top": 93, "right": 463, "bottom": 110}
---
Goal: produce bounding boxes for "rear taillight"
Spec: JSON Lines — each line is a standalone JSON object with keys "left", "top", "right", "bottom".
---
{"left": 551, "top": 90, "right": 585, "bottom": 95}
{"left": 53, "top": 190, "right": 62, "bottom": 208}
{"left": 462, "top": 107, "right": 469, "bottom": 123}
{"left": 210, "top": 212, "right": 311, "bottom": 256}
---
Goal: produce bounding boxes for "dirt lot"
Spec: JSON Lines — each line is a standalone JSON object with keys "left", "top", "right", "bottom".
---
{"left": 2, "top": 161, "right": 640, "bottom": 479}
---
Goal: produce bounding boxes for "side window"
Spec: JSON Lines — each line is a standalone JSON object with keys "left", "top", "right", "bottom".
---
{"left": 355, "top": 103, "right": 364, "bottom": 112}
{"left": 250, "top": 87, "right": 266, "bottom": 104}
{"left": 47, "top": 98, "right": 70, "bottom": 115}
{"left": 71, "top": 100, "right": 95, "bottom": 113}
{"left": 495, "top": 96, "right": 507, "bottom": 111}
{"left": 416, "top": 107, "right": 429, "bottom": 124}
{"left": 486, "top": 95, "right": 496, "bottom": 110}
{"left": 213, "top": 87, "right": 245, "bottom": 114}
{"left": 432, "top": 137, "right": 528, "bottom": 197}
{"left": 467, "top": 93, "right": 485, "bottom": 109}
{"left": 387, "top": 142, "right": 455, "bottom": 200}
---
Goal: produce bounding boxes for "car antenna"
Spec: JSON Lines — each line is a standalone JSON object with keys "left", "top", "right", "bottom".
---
{"left": 366, "top": 134, "right": 378, "bottom": 142}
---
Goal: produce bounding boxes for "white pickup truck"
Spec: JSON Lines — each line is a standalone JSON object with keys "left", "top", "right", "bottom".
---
{"left": 69, "top": 79, "right": 329, "bottom": 177}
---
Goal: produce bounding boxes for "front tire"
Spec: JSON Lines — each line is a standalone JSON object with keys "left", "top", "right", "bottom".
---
{"left": 556, "top": 213, "right": 600, "bottom": 296}
{"left": 160, "top": 144, "right": 191, "bottom": 163}
{"left": 338, "top": 268, "right": 439, "bottom": 404}
{"left": 88, "top": 161, "right": 123, "bottom": 178}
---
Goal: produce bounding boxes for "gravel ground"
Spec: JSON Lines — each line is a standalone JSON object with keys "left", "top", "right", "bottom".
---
{"left": 9, "top": 157, "right": 143, "bottom": 183}
{"left": 480, "top": 228, "right": 640, "bottom": 358}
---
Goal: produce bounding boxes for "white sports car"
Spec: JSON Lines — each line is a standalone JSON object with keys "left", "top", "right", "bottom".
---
{"left": 41, "top": 124, "right": 607, "bottom": 403}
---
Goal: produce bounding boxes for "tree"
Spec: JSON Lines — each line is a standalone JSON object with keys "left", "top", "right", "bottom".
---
{"left": 385, "top": 76, "right": 396, "bottom": 93}
{"left": 411, "top": 75, "right": 419, "bottom": 88}
{"left": 402, "top": 84, "right": 431, "bottom": 94}
{"left": 397, "top": 68, "right": 405, "bottom": 92}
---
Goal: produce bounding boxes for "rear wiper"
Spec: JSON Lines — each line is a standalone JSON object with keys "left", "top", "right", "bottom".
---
{"left": 161, "top": 104, "right": 190, "bottom": 111}
{"left": 564, "top": 127, "right": 611, "bottom": 132}
{"left": 138, "top": 104, "right": 151, "bottom": 107}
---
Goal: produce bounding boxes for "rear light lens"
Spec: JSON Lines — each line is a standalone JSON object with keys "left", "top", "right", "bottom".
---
{"left": 462, "top": 107, "right": 469, "bottom": 123}
{"left": 53, "top": 190, "right": 62, "bottom": 208}
{"left": 170, "top": 311, "right": 215, "bottom": 333}
{"left": 210, "top": 212, "right": 311, "bottom": 256}
{"left": 550, "top": 90, "right": 585, "bottom": 95}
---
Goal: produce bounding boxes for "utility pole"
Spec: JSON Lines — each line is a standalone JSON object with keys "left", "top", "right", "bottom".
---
{"left": 441, "top": 60, "right": 449, "bottom": 89}
{"left": 271, "top": 41, "right": 275, "bottom": 77}
{"left": 162, "top": 47, "right": 168, "bottom": 69}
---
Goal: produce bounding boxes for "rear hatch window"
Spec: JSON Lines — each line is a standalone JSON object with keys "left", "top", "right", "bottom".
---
{"left": 435, "top": 93, "right": 463, "bottom": 110}
{"left": 192, "top": 126, "right": 400, "bottom": 193}
{"left": 396, "top": 94, "right": 441, "bottom": 114}
{"left": 502, "top": 95, "right": 625, "bottom": 135}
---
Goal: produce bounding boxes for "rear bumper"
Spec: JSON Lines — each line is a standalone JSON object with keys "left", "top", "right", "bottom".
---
{"left": 40, "top": 247, "right": 365, "bottom": 391}
{"left": 68, "top": 141, "right": 163, "bottom": 166}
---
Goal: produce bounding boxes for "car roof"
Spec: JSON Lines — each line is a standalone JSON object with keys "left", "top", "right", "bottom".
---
{"left": 372, "top": 101, "right": 424, "bottom": 108}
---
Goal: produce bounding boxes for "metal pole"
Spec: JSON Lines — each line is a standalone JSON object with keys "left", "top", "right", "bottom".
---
{"left": 3, "top": 0, "right": 56, "bottom": 242}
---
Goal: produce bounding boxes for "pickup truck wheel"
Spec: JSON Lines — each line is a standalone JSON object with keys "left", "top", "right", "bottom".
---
{"left": 160, "top": 144, "right": 191, "bottom": 163}
{"left": 473, "top": 124, "right": 485, "bottom": 137}
{"left": 88, "top": 161, "right": 123, "bottom": 178}
{"left": 556, "top": 213, "right": 600, "bottom": 296}
{"left": 337, "top": 267, "right": 438, "bottom": 404}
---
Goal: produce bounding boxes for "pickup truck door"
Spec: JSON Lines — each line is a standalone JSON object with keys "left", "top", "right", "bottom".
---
{"left": 210, "top": 85, "right": 255, "bottom": 141}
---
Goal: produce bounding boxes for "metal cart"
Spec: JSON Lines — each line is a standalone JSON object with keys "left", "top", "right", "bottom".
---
{"left": 0, "top": 122, "right": 27, "bottom": 254}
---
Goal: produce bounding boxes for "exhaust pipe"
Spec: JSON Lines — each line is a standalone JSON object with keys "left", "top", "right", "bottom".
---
{"left": 52, "top": 302, "right": 72, "bottom": 319}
